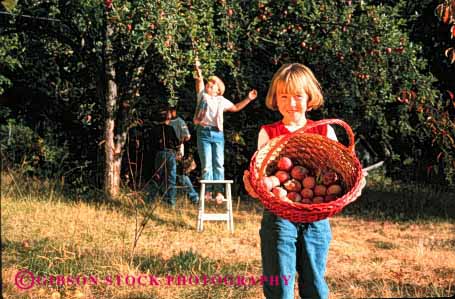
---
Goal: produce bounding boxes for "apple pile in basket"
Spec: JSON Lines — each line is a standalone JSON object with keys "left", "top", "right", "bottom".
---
{"left": 248, "top": 119, "right": 364, "bottom": 223}
{"left": 261, "top": 157, "right": 344, "bottom": 204}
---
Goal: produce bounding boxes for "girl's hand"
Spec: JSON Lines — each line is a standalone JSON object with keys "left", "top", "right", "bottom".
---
{"left": 243, "top": 170, "right": 259, "bottom": 199}
{"left": 194, "top": 56, "right": 201, "bottom": 69}
{"left": 248, "top": 89, "right": 258, "bottom": 101}
{"left": 194, "top": 57, "right": 202, "bottom": 80}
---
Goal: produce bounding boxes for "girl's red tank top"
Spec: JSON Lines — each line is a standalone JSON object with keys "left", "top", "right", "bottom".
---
{"left": 261, "top": 120, "right": 328, "bottom": 139}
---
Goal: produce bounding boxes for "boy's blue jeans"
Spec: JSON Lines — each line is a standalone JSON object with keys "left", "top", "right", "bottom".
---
{"left": 196, "top": 126, "right": 224, "bottom": 192}
{"left": 260, "top": 210, "right": 331, "bottom": 299}
{"left": 177, "top": 175, "right": 199, "bottom": 204}
{"left": 154, "top": 149, "right": 177, "bottom": 206}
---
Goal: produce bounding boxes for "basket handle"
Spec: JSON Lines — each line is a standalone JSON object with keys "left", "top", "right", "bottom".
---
{"left": 257, "top": 118, "right": 356, "bottom": 180}
{"left": 301, "top": 118, "right": 356, "bottom": 153}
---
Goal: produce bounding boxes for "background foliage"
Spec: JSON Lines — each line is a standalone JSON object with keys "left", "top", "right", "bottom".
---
{"left": 1, "top": 0, "right": 454, "bottom": 196}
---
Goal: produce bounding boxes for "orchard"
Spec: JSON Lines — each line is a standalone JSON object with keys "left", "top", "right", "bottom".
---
{"left": 0, "top": 0, "right": 454, "bottom": 198}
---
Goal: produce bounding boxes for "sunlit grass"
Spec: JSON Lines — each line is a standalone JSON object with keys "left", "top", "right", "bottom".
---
{"left": 1, "top": 172, "right": 454, "bottom": 298}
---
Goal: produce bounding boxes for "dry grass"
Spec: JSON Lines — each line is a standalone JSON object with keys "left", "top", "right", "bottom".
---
{"left": 1, "top": 174, "right": 454, "bottom": 298}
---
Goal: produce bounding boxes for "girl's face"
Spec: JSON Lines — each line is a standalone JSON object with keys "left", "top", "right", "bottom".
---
{"left": 276, "top": 92, "right": 309, "bottom": 124}
{"left": 205, "top": 80, "right": 220, "bottom": 96}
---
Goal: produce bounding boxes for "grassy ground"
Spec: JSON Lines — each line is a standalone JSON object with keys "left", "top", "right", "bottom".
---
{"left": 1, "top": 173, "right": 455, "bottom": 298}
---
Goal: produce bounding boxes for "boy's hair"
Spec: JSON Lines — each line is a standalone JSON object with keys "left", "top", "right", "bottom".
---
{"left": 207, "top": 75, "right": 225, "bottom": 96}
{"left": 157, "top": 107, "right": 171, "bottom": 122}
{"left": 265, "top": 63, "right": 324, "bottom": 111}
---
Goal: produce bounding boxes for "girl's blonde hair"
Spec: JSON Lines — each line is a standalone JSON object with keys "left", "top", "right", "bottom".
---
{"left": 208, "top": 75, "right": 225, "bottom": 96}
{"left": 265, "top": 63, "right": 323, "bottom": 111}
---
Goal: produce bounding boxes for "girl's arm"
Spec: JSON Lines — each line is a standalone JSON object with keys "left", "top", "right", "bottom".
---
{"left": 242, "top": 127, "right": 266, "bottom": 199}
{"left": 226, "top": 89, "right": 257, "bottom": 112}
{"left": 194, "top": 58, "right": 204, "bottom": 94}
{"left": 257, "top": 128, "right": 270, "bottom": 149}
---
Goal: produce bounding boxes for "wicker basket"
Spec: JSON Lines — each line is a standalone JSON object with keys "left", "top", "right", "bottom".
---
{"left": 249, "top": 119, "right": 364, "bottom": 223}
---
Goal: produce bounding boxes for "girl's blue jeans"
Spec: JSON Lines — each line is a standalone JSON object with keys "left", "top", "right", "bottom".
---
{"left": 196, "top": 126, "right": 224, "bottom": 192}
{"left": 154, "top": 149, "right": 177, "bottom": 206}
{"left": 260, "top": 210, "right": 331, "bottom": 299}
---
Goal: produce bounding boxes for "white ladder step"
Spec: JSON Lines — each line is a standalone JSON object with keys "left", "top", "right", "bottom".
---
{"left": 197, "top": 180, "right": 234, "bottom": 233}
{"left": 200, "top": 214, "right": 230, "bottom": 221}
{"left": 200, "top": 180, "right": 234, "bottom": 184}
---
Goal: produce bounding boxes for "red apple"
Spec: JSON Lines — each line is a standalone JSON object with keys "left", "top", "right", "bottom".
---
{"left": 324, "top": 195, "right": 337, "bottom": 202}
{"left": 314, "top": 185, "right": 327, "bottom": 196}
{"left": 313, "top": 196, "right": 324, "bottom": 203}
{"left": 301, "top": 198, "right": 312, "bottom": 204}
{"left": 283, "top": 179, "right": 302, "bottom": 192}
{"left": 394, "top": 47, "right": 405, "bottom": 54}
{"left": 322, "top": 170, "right": 338, "bottom": 186}
{"left": 327, "top": 184, "right": 343, "bottom": 196}
{"left": 259, "top": 177, "right": 273, "bottom": 192}
{"left": 302, "top": 176, "right": 316, "bottom": 189}
{"left": 291, "top": 166, "right": 309, "bottom": 180}
{"left": 275, "top": 170, "right": 290, "bottom": 184}
{"left": 287, "top": 192, "right": 302, "bottom": 202}
{"left": 269, "top": 176, "right": 281, "bottom": 188}
{"left": 277, "top": 157, "right": 293, "bottom": 171}
{"left": 300, "top": 188, "right": 314, "bottom": 199}
{"left": 272, "top": 187, "right": 287, "bottom": 199}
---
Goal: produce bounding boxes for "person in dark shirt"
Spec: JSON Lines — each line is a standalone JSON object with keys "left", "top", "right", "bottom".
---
{"left": 150, "top": 107, "right": 181, "bottom": 207}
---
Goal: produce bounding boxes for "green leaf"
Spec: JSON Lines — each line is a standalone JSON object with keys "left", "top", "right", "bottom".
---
{"left": 1, "top": 0, "right": 17, "bottom": 12}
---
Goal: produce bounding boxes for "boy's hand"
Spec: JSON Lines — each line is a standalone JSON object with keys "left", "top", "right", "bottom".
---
{"left": 243, "top": 170, "right": 259, "bottom": 199}
{"left": 248, "top": 89, "right": 258, "bottom": 101}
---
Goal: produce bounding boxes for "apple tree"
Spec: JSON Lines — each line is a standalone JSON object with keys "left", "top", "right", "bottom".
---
{"left": 231, "top": 0, "right": 454, "bottom": 184}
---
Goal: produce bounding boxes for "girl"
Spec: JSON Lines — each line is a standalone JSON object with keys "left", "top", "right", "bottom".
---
{"left": 243, "top": 63, "right": 365, "bottom": 299}
{"left": 194, "top": 57, "right": 257, "bottom": 202}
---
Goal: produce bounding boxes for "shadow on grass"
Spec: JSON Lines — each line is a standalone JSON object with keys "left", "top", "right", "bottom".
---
{"left": 328, "top": 277, "right": 454, "bottom": 298}
{"left": 133, "top": 250, "right": 259, "bottom": 299}
{"left": 2, "top": 238, "right": 110, "bottom": 276}
{"left": 3, "top": 239, "right": 260, "bottom": 298}
{"left": 343, "top": 186, "right": 455, "bottom": 222}
{"left": 134, "top": 249, "right": 255, "bottom": 276}
{"left": 147, "top": 211, "right": 196, "bottom": 229}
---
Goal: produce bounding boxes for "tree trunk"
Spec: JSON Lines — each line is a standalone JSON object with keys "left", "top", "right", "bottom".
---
{"left": 103, "top": 18, "right": 121, "bottom": 199}
{"left": 104, "top": 92, "right": 121, "bottom": 198}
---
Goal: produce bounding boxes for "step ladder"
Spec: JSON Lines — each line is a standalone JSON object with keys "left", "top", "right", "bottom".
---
{"left": 196, "top": 180, "right": 234, "bottom": 233}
